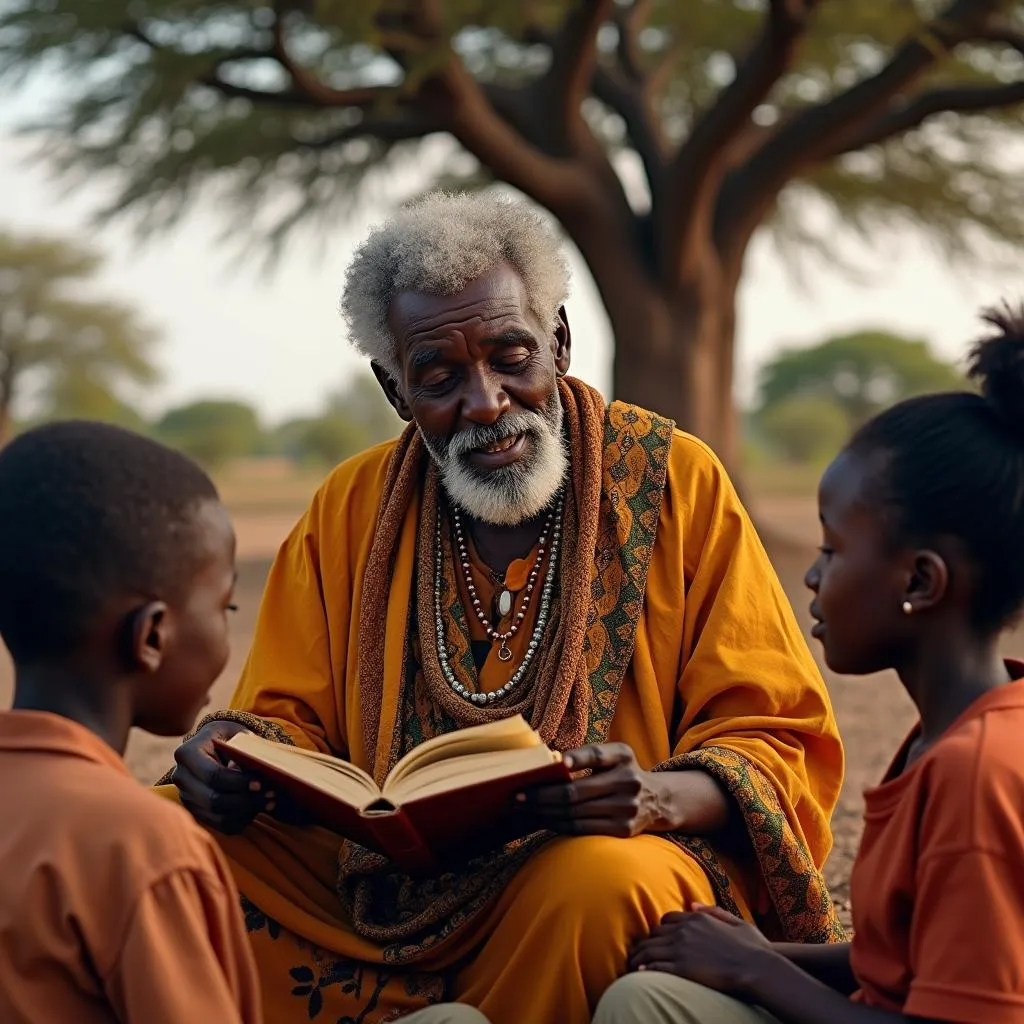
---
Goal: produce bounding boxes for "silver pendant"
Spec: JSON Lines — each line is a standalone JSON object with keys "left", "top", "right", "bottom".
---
{"left": 497, "top": 640, "right": 513, "bottom": 662}
{"left": 497, "top": 588, "right": 513, "bottom": 618}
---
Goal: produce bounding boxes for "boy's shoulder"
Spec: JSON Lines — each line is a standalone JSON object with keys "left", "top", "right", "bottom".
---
{"left": 56, "top": 763, "right": 224, "bottom": 880}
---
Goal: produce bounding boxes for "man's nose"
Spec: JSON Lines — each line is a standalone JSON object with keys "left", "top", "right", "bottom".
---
{"left": 461, "top": 369, "right": 511, "bottom": 425}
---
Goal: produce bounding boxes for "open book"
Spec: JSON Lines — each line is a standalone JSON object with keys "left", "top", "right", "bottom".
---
{"left": 214, "top": 716, "right": 570, "bottom": 874}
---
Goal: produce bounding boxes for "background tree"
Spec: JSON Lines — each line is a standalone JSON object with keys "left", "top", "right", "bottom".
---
{"left": 756, "top": 329, "right": 964, "bottom": 429}
{"left": 274, "top": 370, "right": 401, "bottom": 465}
{"left": 0, "top": 231, "right": 159, "bottom": 444}
{"left": 3, "top": 1, "right": 1023, "bottom": 466}
{"left": 155, "top": 398, "right": 265, "bottom": 468}
{"left": 756, "top": 393, "right": 851, "bottom": 465}
{"left": 37, "top": 375, "right": 152, "bottom": 434}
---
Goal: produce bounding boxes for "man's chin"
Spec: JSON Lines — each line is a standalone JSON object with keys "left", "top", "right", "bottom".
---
{"left": 443, "top": 463, "right": 562, "bottom": 527}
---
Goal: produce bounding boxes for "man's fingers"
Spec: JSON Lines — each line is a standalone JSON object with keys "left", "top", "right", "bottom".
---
{"left": 175, "top": 772, "right": 269, "bottom": 816}
{"left": 563, "top": 742, "right": 634, "bottom": 773}
{"left": 518, "top": 774, "right": 634, "bottom": 808}
{"left": 179, "top": 792, "right": 264, "bottom": 835}
{"left": 176, "top": 745, "right": 263, "bottom": 794}
{"left": 527, "top": 796, "right": 639, "bottom": 821}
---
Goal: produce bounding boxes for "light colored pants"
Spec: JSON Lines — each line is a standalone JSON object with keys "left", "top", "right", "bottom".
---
{"left": 594, "top": 972, "right": 780, "bottom": 1024}
{"left": 403, "top": 1005, "right": 491, "bottom": 1024}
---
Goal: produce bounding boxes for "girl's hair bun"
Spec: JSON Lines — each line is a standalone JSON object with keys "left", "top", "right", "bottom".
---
{"left": 967, "top": 301, "right": 1024, "bottom": 439}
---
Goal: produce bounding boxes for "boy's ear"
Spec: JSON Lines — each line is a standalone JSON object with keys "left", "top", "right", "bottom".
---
{"left": 126, "top": 602, "right": 171, "bottom": 673}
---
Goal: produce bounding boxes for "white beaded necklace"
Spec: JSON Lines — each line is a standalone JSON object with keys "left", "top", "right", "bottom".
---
{"left": 433, "top": 493, "right": 564, "bottom": 706}
{"left": 451, "top": 498, "right": 559, "bottom": 663}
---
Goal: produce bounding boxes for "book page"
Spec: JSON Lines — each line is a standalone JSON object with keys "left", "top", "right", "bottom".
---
{"left": 225, "top": 733, "right": 380, "bottom": 805}
{"left": 385, "top": 715, "right": 545, "bottom": 790}
{"left": 385, "top": 745, "right": 560, "bottom": 803}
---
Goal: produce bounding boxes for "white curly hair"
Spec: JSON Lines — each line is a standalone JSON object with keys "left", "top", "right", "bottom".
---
{"left": 340, "top": 192, "right": 572, "bottom": 377}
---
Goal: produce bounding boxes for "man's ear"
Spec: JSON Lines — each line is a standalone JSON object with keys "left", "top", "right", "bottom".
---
{"left": 553, "top": 306, "right": 571, "bottom": 377}
{"left": 371, "top": 360, "right": 413, "bottom": 422}
{"left": 125, "top": 602, "right": 170, "bottom": 673}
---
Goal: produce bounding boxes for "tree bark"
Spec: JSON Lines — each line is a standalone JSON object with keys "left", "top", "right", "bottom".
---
{"left": 0, "top": 347, "right": 14, "bottom": 448}
{"left": 606, "top": 280, "right": 740, "bottom": 472}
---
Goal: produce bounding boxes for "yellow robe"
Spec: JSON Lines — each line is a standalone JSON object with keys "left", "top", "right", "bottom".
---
{"left": 160, "top": 426, "right": 843, "bottom": 1024}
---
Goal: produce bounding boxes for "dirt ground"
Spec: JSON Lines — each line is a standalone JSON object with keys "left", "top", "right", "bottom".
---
{"left": 2, "top": 497, "right": 1021, "bottom": 919}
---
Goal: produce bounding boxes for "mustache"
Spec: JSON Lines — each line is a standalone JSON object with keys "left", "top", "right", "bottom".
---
{"left": 446, "top": 411, "right": 547, "bottom": 460}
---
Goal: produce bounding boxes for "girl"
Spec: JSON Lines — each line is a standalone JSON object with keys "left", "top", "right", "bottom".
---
{"left": 595, "top": 303, "right": 1024, "bottom": 1024}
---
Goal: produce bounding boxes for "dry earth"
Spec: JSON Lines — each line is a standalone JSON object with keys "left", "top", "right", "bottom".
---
{"left": 2, "top": 496, "right": 1021, "bottom": 917}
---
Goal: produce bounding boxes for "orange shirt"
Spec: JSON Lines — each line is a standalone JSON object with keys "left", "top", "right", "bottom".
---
{"left": 850, "top": 666, "right": 1024, "bottom": 1024}
{"left": 0, "top": 710, "right": 263, "bottom": 1024}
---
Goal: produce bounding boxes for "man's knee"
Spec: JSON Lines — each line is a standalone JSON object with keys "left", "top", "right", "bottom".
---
{"left": 402, "top": 1003, "right": 491, "bottom": 1024}
{"left": 526, "top": 836, "right": 710, "bottom": 922}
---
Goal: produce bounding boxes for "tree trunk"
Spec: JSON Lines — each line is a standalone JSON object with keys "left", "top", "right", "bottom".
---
{"left": 0, "top": 350, "right": 13, "bottom": 449}
{"left": 551, "top": 177, "right": 742, "bottom": 472}
{"left": 605, "top": 278, "right": 740, "bottom": 472}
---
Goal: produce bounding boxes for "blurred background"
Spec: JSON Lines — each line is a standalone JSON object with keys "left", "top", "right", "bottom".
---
{"left": 1, "top": 0, "right": 1022, "bottom": 918}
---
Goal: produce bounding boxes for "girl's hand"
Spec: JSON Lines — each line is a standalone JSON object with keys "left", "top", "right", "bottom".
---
{"left": 629, "top": 904, "right": 777, "bottom": 995}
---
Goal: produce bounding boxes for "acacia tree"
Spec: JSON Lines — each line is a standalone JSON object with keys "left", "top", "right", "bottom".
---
{"left": 0, "top": 233, "right": 159, "bottom": 444}
{"left": 757, "top": 329, "right": 964, "bottom": 427}
{"left": 4, "top": 1, "right": 1023, "bottom": 465}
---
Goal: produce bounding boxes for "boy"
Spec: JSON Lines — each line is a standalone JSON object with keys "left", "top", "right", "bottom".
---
{"left": 0, "top": 420, "right": 492, "bottom": 1024}
{"left": 0, "top": 421, "right": 262, "bottom": 1024}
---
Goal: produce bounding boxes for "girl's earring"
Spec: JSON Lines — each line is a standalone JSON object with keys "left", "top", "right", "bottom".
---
{"left": 902, "top": 601, "right": 913, "bottom": 615}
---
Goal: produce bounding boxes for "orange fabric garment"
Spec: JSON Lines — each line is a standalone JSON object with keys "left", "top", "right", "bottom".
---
{"left": 0, "top": 711, "right": 263, "bottom": 1024}
{"left": 154, "top": 423, "right": 844, "bottom": 1024}
{"left": 850, "top": 665, "right": 1024, "bottom": 1024}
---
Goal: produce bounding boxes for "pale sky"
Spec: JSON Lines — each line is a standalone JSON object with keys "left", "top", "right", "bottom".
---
{"left": 1, "top": 81, "right": 1020, "bottom": 425}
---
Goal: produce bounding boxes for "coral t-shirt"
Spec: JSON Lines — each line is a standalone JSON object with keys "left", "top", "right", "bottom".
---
{"left": 850, "top": 665, "right": 1024, "bottom": 1024}
{"left": 0, "top": 710, "right": 263, "bottom": 1024}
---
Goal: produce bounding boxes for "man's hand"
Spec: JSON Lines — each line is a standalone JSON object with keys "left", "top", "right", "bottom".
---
{"left": 515, "top": 742, "right": 662, "bottom": 838}
{"left": 171, "top": 721, "right": 274, "bottom": 834}
{"left": 629, "top": 905, "right": 777, "bottom": 995}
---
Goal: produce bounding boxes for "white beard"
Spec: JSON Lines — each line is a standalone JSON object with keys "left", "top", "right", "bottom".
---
{"left": 419, "top": 395, "right": 568, "bottom": 526}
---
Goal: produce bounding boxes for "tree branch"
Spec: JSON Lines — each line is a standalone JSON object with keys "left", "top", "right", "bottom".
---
{"left": 127, "top": 13, "right": 394, "bottom": 111}
{"left": 543, "top": 0, "right": 617, "bottom": 147}
{"left": 829, "top": 79, "right": 1024, "bottom": 155}
{"left": 590, "top": 64, "right": 667, "bottom": 198}
{"left": 299, "top": 111, "right": 446, "bottom": 151}
{"left": 196, "top": 75, "right": 333, "bottom": 108}
{"left": 665, "top": 0, "right": 823, "bottom": 278}
{"left": 268, "top": 11, "right": 389, "bottom": 108}
{"left": 614, "top": 0, "right": 654, "bottom": 83}
{"left": 974, "top": 22, "right": 1024, "bottom": 58}
{"left": 716, "top": 0, "right": 1006, "bottom": 266}
{"left": 435, "top": 59, "right": 584, "bottom": 211}
{"left": 825, "top": 16, "right": 1024, "bottom": 154}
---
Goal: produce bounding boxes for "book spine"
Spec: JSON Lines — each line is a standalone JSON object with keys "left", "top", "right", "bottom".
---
{"left": 364, "top": 809, "right": 440, "bottom": 875}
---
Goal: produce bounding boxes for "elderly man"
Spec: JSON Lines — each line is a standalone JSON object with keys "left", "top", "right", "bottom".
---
{"left": 163, "top": 194, "right": 844, "bottom": 1024}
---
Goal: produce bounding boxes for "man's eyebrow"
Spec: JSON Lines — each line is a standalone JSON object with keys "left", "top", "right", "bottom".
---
{"left": 409, "top": 347, "right": 442, "bottom": 370}
{"left": 484, "top": 329, "right": 536, "bottom": 347}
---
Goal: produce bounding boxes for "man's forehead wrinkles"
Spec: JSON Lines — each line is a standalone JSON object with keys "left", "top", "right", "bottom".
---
{"left": 404, "top": 316, "right": 525, "bottom": 352}
{"left": 403, "top": 302, "right": 521, "bottom": 336}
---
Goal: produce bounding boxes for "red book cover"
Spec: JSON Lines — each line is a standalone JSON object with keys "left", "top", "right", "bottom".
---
{"left": 214, "top": 738, "right": 571, "bottom": 875}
